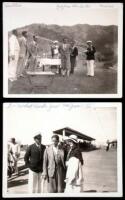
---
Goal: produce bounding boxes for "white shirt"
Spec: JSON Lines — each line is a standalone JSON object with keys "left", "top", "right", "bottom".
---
{"left": 63, "top": 44, "right": 67, "bottom": 50}
{"left": 9, "top": 143, "right": 20, "bottom": 155}
{"left": 52, "top": 145, "right": 58, "bottom": 155}
{"left": 9, "top": 34, "right": 20, "bottom": 56}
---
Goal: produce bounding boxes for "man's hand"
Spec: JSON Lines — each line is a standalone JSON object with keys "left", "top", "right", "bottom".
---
{"left": 42, "top": 174, "right": 47, "bottom": 180}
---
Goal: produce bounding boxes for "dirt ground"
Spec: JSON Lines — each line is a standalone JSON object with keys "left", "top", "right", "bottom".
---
{"left": 7, "top": 149, "right": 117, "bottom": 194}
{"left": 8, "top": 60, "right": 117, "bottom": 94}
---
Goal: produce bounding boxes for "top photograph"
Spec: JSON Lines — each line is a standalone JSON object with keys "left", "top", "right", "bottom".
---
{"left": 3, "top": 2, "right": 123, "bottom": 98}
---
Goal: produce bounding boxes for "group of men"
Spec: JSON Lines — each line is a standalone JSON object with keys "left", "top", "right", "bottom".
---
{"left": 8, "top": 29, "right": 96, "bottom": 82}
{"left": 24, "top": 133, "right": 84, "bottom": 193}
{"left": 8, "top": 30, "right": 38, "bottom": 82}
{"left": 51, "top": 38, "right": 96, "bottom": 77}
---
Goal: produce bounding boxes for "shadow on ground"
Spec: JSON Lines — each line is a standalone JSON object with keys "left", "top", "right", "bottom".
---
{"left": 8, "top": 179, "right": 28, "bottom": 188}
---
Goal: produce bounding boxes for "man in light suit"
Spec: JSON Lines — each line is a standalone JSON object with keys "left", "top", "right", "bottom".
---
{"left": 16, "top": 31, "right": 28, "bottom": 77}
{"left": 59, "top": 38, "right": 71, "bottom": 76}
{"left": 42, "top": 134, "right": 66, "bottom": 193}
{"left": 8, "top": 29, "right": 20, "bottom": 81}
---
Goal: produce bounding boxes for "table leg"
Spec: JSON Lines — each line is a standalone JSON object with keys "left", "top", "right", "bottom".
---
{"left": 43, "top": 65, "right": 45, "bottom": 71}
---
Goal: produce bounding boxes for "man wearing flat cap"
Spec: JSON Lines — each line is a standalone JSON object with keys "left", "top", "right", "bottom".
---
{"left": 24, "top": 133, "right": 46, "bottom": 193}
{"left": 84, "top": 40, "right": 96, "bottom": 77}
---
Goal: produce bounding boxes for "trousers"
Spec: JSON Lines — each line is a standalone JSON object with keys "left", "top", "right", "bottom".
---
{"left": 86, "top": 60, "right": 95, "bottom": 76}
{"left": 28, "top": 169, "right": 43, "bottom": 193}
{"left": 8, "top": 51, "right": 19, "bottom": 80}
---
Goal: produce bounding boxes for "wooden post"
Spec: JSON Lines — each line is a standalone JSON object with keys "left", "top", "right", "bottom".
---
{"left": 62, "top": 129, "right": 65, "bottom": 139}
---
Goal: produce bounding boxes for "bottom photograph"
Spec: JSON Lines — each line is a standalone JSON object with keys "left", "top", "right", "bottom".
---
{"left": 3, "top": 102, "right": 122, "bottom": 197}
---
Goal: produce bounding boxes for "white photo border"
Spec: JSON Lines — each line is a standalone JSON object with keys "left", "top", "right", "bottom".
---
{"left": 2, "top": 2, "right": 123, "bottom": 98}
{"left": 2, "top": 102, "right": 123, "bottom": 197}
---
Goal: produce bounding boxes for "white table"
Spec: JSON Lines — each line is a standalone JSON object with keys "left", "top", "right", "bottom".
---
{"left": 26, "top": 58, "right": 61, "bottom": 93}
{"left": 38, "top": 58, "right": 61, "bottom": 66}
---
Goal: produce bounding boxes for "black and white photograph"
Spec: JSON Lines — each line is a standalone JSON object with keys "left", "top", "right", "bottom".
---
{"left": 3, "top": 2, "right": 123, "bottom": 98}
{"left": 3, "top": 103, "right": 122, "bottom": 197}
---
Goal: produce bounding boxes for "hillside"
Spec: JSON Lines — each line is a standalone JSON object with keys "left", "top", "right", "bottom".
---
{"left": 12, "top": 23, "right": 118, "bottom": 64}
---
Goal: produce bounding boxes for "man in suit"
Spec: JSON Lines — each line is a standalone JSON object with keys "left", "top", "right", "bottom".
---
{"left": 16, "top": 31, "right": 28, "bottom": 78}
{"left": 42, "top": 134, "right": 66, "bottom": 193}
{"left": 8, "top": 29, "right": 20, "bottom": 82}
{"left": 59, "top": 38, "right": 71, "bottom": 76}
{"left": 84, "top": 40, "right": 96, "bottom": 77}
{"left": 27, "top": 35, "right": 39, "bottom": 71}
{"left": 24, "top": 133, "right": 46, "bottom": 193}
{"left": 70, "top": 41, "right": 78, "bottom": 74}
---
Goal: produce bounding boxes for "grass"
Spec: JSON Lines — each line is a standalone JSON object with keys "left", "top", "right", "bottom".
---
{"left": 8, "top": 59, "right": 117, "bottom": 94}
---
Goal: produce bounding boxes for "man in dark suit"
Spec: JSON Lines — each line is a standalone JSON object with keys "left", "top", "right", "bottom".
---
{"left": 42, "top": 134, "right": 66, "bottom": 193}
{"left": 24, "top": 133, "right": 46, "bottom": 193}
{"left": 84, "top": 40, "right": 96, "bottom": 76}
{"left": 70, "top": 41, "right": 78, "bottom": 74}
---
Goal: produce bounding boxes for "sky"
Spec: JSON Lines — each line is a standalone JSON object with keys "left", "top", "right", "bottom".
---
{"left": 3, "top": 3, "right": 122, "bottom": 31}
{"left": 3, "top": 103, "right": 118, "bottom": 146}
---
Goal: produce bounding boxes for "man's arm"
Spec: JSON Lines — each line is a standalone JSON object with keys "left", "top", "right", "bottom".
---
{"left": 24, "top": 145, "right": 31, "bottom": 167}
{"left": 75, "top": 47, "right": 78, "bottom": 56}
{"left": 9, "top": 37, "right": 15, "bottom": 58}
{"left": 42, "top": 148, "right": 48, "bottom": 178}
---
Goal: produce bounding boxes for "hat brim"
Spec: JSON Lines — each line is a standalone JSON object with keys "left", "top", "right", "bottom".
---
{"left": 87, "top": 41, "right": 92, "bottom": 43}
{"left": 67, "top": 138, "right": 78, "bottom": 143}
{"left": 34, "top": 136, "right": 41, "bottom": 140}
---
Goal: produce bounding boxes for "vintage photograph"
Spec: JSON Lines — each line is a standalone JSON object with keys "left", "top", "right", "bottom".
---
{"left": 3, "top": 2, "right": 123, "bottom": 97}
{"left": 3, "top": 103, "right": 122, "bottom": 197}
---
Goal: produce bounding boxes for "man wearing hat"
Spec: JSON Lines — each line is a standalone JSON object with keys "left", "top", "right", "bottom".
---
{"left": 84, "top": 40, "right": 96, "bottom": 77}
{"left": 51, "top": 40, "right": 61, "bottom": 74}
{"left": 24, "top": 133, "right": 46, "bottom": 193}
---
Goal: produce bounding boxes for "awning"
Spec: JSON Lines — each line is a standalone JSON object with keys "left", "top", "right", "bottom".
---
{"left": 53, "top": 127, "right": 95, "bottom": 141}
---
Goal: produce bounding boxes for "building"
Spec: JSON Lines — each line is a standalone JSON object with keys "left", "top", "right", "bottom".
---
{"left": 53, "top": 127, "right": 95, "bottom": 142}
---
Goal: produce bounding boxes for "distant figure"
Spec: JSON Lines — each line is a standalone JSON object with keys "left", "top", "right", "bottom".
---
{"left": 51, "top": 41, "right": 60, "bottom": 59}
{"left": 84, "top": 40, "right": 96, "bottom": 77}
{"left": 59, "top": 38, "right": 71, "bottom": 76}
{"left": 16, "top": 31, "right": 28, "bottom": 77}
{"left": 106, "top": 140, "right": 110, "bottom": 151}
{"left": 24, "top": 134, "right": 46, "bottom": 193}
{"left": 70, "top": 41, "right": 78, "bottom": 74}
{"left": 9, "top": 138, "right": 20, "bottom": 175}
{"left": 42, "top": 134, "right": 66, "bottom": 193}
{"left": 8, "top": 29, "right": 20, "bottom": 82}
{"left": 64, "top": 135, "right": 84, "bottom": 193}
{"left": 51, "top": 40, "right": 61, "bottom": 74}
{"left": 28, "top": 35, "right": 39, "bottom": 71}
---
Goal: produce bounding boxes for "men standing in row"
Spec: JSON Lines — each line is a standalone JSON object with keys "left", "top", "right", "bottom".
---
{"left": 16, "top": 31, "right": 28, "bottom": 77}
{"left": 24, "top": 134, "right": 46, "bottom": 193}
{"left": 8, "top": 29, "right": 20, "bottom": 82}
{"left": 42, "top": 135, "right": 66, "bottom": 193}
{"left": 70, "top": 41, "right": 78, "bottom": 74}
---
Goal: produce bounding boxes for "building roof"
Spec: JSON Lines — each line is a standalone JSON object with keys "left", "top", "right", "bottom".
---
{"left": 53, "top": 127, "right": 95, "bottom": 141}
